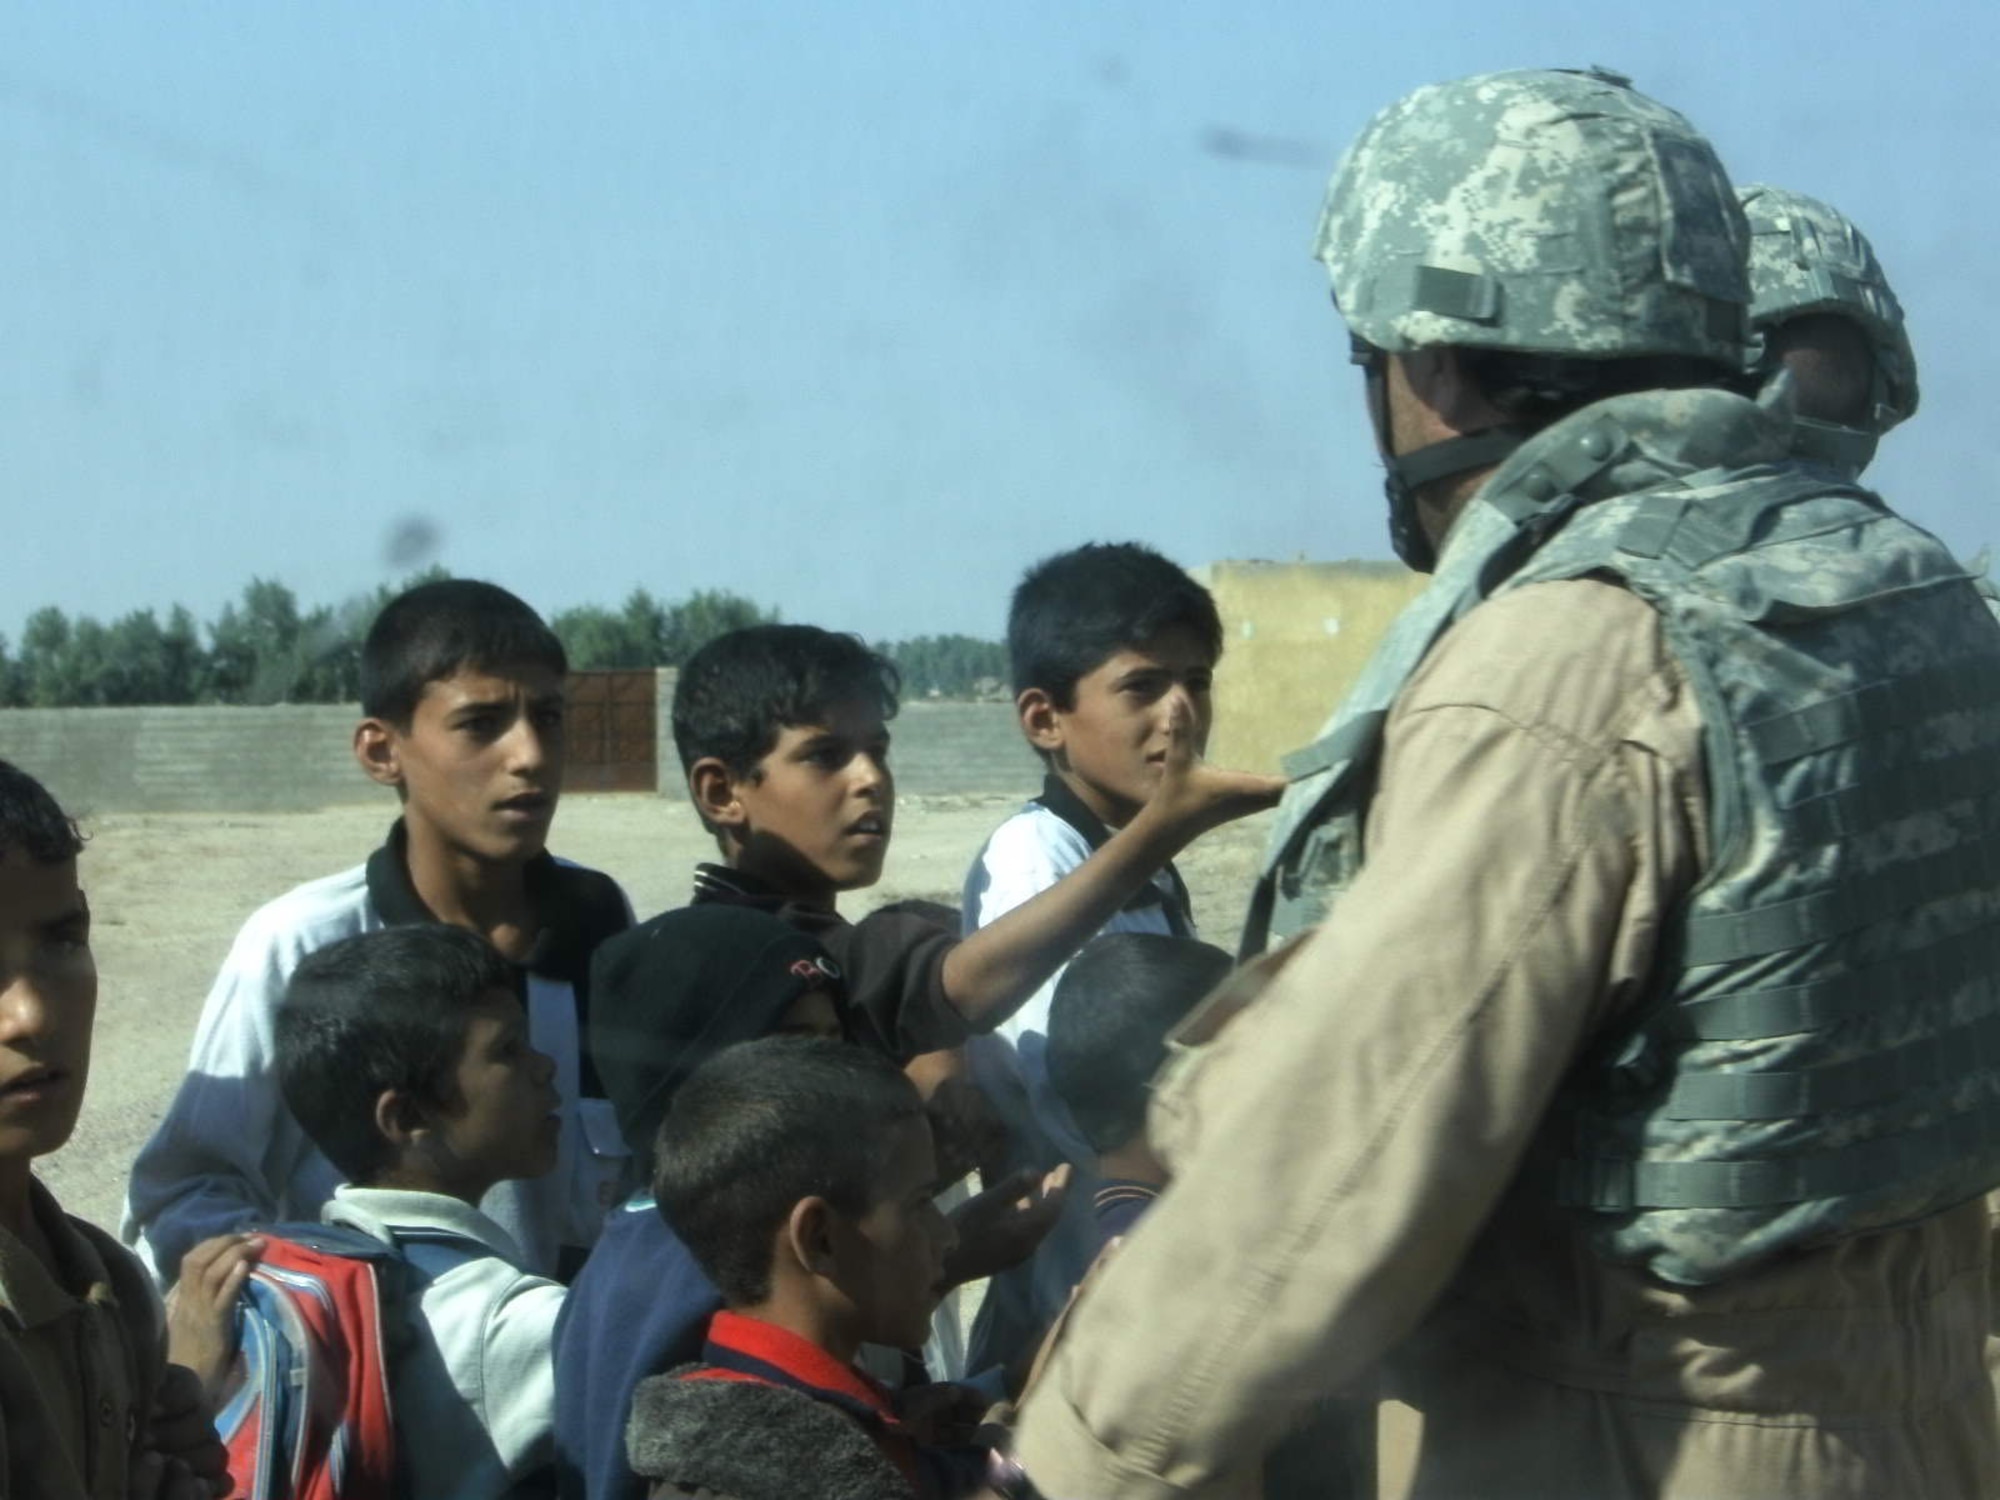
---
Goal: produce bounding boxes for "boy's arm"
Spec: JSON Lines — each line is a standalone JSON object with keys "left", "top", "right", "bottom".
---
{"left": 479, "top": 1276, "right": 567, "bottom": 1480}
{"left": 123, "top": 912, "right": 328, "bottom": 1283}
{"left": 941, "top": 702, "right": 1280, "bottom": 1030}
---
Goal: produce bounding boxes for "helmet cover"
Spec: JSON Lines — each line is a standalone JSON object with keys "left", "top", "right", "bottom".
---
{"left": 1316, "top": 68, "right": 1749, "bottom": 366}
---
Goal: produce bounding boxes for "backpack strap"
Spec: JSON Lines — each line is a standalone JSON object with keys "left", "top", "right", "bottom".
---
{"left": 389, "top": 1230, "right": 488, "bottom": 1286}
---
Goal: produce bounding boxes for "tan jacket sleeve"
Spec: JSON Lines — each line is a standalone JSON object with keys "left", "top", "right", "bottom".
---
{"left": 1014, "top": 580, "right": 1707, "bottom": 1499}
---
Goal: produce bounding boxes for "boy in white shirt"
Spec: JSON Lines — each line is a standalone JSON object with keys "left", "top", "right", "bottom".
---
{"left": 124, "top": 580, "right": 631, "bottom": 1287}
{"left": 175, "top": 923, "right": 568, "bottom": 1500}
{"left": 961, "top": 542, "right": 1226, "bottom": 1368}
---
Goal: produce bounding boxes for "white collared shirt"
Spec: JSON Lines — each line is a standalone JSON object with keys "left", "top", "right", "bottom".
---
{"left": 324, "top": 1185, "right": 565, "bottom": 1500}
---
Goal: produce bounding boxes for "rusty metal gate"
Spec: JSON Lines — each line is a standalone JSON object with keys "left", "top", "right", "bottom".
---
{"left": 563, "top": 670, "right": 657, "bottom": 793}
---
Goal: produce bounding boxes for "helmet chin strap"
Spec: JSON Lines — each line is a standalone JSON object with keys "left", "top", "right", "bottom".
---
{"left": 1381, "top": 427, "right": 1531, "bottom": 572}
{"left": 1789, "top": 417, "right": 1878, "bottom": 480}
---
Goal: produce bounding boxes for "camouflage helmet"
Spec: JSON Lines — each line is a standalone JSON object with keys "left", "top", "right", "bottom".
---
{"left": 1315, "top": 68, "right": 1749, "bottom": 366}
{"left": 1738, "top": 183, "right": 1918, "bottom": 431}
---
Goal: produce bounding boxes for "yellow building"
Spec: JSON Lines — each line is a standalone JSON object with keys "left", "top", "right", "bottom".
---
{"left": 1194, "top": 559, "right": 1426, "bottom": 775}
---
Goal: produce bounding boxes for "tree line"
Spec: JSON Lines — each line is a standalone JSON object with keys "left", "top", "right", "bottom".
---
{"left": 0, "top": 574, "right": 1009, "bottom": 707}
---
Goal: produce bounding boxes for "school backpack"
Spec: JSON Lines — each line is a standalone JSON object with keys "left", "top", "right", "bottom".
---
{"left": 214, "top": 1221, "right": 483, "bottom": 1500}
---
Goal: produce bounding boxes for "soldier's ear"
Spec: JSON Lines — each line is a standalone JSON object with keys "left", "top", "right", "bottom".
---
{"left": 1402, "top": 347, "right": 1508, "bottom": 438}
{"left": 1019, "top": 688, "right": 1064, "bottom": 754}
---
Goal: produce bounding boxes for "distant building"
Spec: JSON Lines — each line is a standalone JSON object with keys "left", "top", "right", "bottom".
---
{"left": 1194, "top": 560, "right": 1424, "bottom": 774}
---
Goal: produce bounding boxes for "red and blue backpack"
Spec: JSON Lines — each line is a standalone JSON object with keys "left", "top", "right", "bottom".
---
{"left": 214, "top": 1222, "right": 482, "bottom": 1500}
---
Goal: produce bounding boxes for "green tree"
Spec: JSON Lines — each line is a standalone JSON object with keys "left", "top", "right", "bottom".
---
{"left": 98, "top": 610, "right": 172, "bottom": 704}
{"left": 662, "top": 590, "right": 777, "bottom": 664}
{"left": 551, "top": 603, "right": 641, "bottom": 670}
{"left": 18, "top": 607, "right": 75, "bottom": 707}
{"left": 552, "top": 588, "right": 776, "bottom": 669}
{"left": 205, "top": 578, "right": 309, "bottom": 703}
{"left": 880, "top": 634, "right": 1008, "bottom": 697}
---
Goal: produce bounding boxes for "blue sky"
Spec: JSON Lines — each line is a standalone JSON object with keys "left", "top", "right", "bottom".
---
{"left": 5, "top": 2, "right": 1996, "bottom": 645}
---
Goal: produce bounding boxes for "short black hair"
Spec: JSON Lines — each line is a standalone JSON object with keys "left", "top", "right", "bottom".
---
{"left": 652, "top": 1037, "right": 925, "bottom": 1306}
{"left": 671, "top": 624, "right": 900, "bottom": 778}
{"left": 1008, "top": 543, "right": 1222, "bottom": 708}
{"left": 1047, "top": 932, "right": 1234, "bottom": 1154}
{"left": 276, "top": 925, "right": 518, "bottom": 1184}
{"left": 0, "top": 761, "right": 83, "bottom": 865}
{"left": 360, "top": 579, "right": 567, "bottom": 727}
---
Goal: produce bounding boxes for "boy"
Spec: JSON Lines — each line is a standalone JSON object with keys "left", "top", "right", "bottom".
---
{"left": 672, "top": 621, "right": 1269, "bottom": 1075}
{"left": 557, "top": 905, "right": 1059, "bottom": 1500}
{"left": 0, "top": 759, "right": 228, "bottom": 1500}
{"left": 960, "top": 542, "right": 1227, "bottom": 1363}
{"left": 124, "top": 579, "right": 632, "bottom": 1284}
{"left": 555, "top": 904, "right": 844, "bottom": 1500}
{"left": 968, "top": 542, "right": 1224, "bottom": 1044}
{"left": 626, "top": 1037, "right": 992, "bottom": 1500}
{"left": 277, "top": 924, "right": 566, "bottom": 1499}
{"left": 1044, "top": 933, "right": 1234, "bottom": 1250}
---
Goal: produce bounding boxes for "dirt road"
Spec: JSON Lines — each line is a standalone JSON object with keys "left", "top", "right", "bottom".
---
{"left": 46, "top": 793, "right": 1274, "bottom": 1235}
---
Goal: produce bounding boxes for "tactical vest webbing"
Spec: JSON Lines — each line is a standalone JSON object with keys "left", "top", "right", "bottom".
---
{"left": 1249, "top": 403, "right": 2000, "bottom": 1284}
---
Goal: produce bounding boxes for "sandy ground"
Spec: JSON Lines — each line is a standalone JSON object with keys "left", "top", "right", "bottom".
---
{"left": 43, "top": 792, "right": 1274, "bottom": 1236}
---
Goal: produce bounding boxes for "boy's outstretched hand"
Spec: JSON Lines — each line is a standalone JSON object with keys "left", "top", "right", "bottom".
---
{"left": 942, "top": 1165, "right": 1072, "bottom": 1286}
{"left": 1142, "top": 696, "right": 1284, "bottom": 845}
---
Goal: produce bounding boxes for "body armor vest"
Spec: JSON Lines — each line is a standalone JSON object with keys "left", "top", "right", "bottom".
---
{"left": 1247, "top": 392, "right": 2000, "bottom": 1283}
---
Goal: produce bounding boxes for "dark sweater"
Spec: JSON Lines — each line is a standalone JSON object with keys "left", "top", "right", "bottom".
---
{"left": 627, "top": 1313, "right": 988, "bottom": 1500}
{"left": 553, "top": 1198, "right": 722, "bottom": 1500}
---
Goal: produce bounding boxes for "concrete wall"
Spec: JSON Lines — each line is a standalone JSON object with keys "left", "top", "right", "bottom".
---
{"left": 887, "top": 700, "right": 1041, "bottom": 797}
{"left": 0, "top": 704, "right": 388, "bottom": 816}
{"left": 0, "top": 696, "right": 1037, "bottom": 814}
{"left": 652, "top": 690, "right": 1037, "bottom": 800}
{"left": 1197, "top": 559, "right": 1426, "bottom": 774}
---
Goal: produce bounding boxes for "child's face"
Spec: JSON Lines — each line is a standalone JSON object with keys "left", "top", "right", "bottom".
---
{"left": 730, "top": 699, "right": 894, "bottom": 896}
{"left": 828, "top": 1116, "right": 955, "bottom": 1351}
{"left": 1035, "top": 625, "right": 1216, "bottom": 828}
{"left": 362, "top": 663, "right": 566, "bottom": 866}
{"left": 0, "top": 851, "right": 96, "bottom": 1164}
{"left": 430, "top": 989, "right": 562, "bottom": 1190}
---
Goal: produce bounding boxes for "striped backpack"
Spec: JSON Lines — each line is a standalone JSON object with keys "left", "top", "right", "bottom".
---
{"left": 215, "top": 1222, "right": 482, "bottom": 1500}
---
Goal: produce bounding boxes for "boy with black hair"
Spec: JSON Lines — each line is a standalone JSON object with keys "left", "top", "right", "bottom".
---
{"left": 672, "top": 620, "right": 1269, "bottom": 1074}
{"left": 126, "top": 579, "right": 632, "bottom": 1286}
{"left": 971, "top": 542, "right": 1225, "bottom": 1014}
{"left": 0, "top": 759, "right": 228, "bottom": 1500}
{"left": 1045, "top": 933, "right": 1234, "bottom": 1248}
{"left": 960, "top": 542, "right": 1229, "bottom": 1364}
{"left": 278, "top": 924, "right": 568, "bottom": 1498}
{"left": 554, "top": 905, "right": 844, "bottom": 1500}
{"left": 556, "top": 905, "right": 1061, "bottom": 1500}
{"left": 626, "top": 1037, "right": 994, "bottom": 1500}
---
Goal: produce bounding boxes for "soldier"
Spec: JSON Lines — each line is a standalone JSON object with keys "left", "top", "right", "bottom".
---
{"left": 1740, "top": 182, "right": 1919, "bottom": 477}
{"left": 1004, "top": 69, "right": 2000, "bottom": 1498}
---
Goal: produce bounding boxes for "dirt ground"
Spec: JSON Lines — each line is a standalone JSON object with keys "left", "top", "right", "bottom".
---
{"left": 44, "top": 792, "right": 1274, "bottom": 1235}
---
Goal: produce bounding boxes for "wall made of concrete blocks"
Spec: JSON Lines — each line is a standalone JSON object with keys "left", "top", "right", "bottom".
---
{"left": 0, "top": 704, "right": 388, "bottom": 817}
{"left": 1196, "top": 559, "right": 1427, "bottom": 774}
{"left": 0, "top": 696, "right": 1037, "bottom": 814}
{"left": 887, "top": 701, "right": 1041, "bottom": 797}
{"left": 650, "top": 687, "right": 1037, "bottom": 800}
